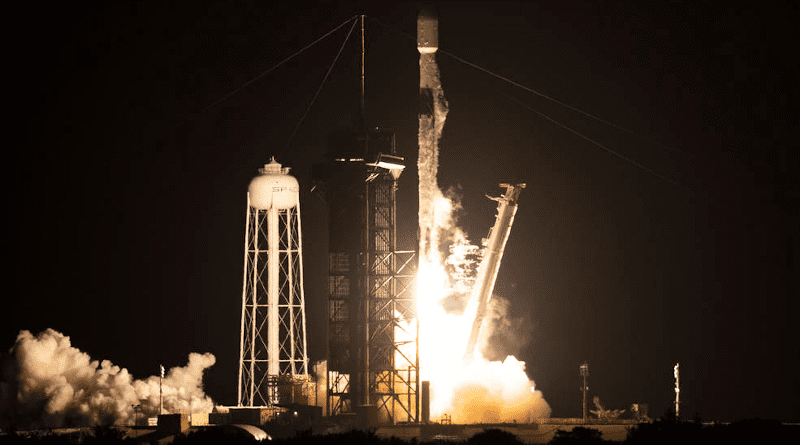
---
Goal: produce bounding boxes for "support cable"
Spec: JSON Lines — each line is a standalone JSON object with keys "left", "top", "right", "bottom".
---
{"left": 370, "top": 17, "right": 687, "bottom": 186}
{"left": 370, "top": 16, "right": 669, "bottom": 148}
{"left": 200, "top": 16, "right": 359, "bottom": 115}
{"left": 278, "top": 17, "right": 359, "bottom": 158}
{"left": 439, "top": 49, "right": 668, "bottom": 147}
{"left": 502, "top": 92, "right": 685, "bottom": 188}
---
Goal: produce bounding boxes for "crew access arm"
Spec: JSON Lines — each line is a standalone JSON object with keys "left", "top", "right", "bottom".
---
{"left": 463, "top": 183, "right": 526, "bottom": 361}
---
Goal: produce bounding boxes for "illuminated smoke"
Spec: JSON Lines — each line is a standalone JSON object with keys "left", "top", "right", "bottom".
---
{"left": 478, "top": 296, "right": 533, "bottom": 363}
{"left": 0, "top": 329, "right": 215, "bottom": 429}
{"left": 417, "top": 44, "right": 550, "bottom": 423}
{"left": 449, "top": 356, "right": 551, "bottom": 423}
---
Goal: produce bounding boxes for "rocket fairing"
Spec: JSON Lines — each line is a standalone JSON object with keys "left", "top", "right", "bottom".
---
{"left": 418, "top": 9, "right": 439, "bottom": 119}
{"left": 417, "top": 8, "right": 438, "bottom": 53}
{"left": 417, "top": 8, "right": 447, "bottom": 275}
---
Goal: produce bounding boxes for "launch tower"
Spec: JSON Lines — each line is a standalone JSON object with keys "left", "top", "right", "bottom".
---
{"left": 309, "top": 14, "right": 419, "bottom": 425}
{"left": 238, "top": 159, "right": 310, "bottom": 407}
{"left": 314, "top": 129, "right": 418, "bottom": 424}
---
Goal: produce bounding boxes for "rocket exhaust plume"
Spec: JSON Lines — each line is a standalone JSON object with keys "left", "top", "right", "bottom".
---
{"left": 0, "top": 329, "right": 215, "bottom": 429}
{"left": 416, "top": 10, "right": 550, "bottom": 423}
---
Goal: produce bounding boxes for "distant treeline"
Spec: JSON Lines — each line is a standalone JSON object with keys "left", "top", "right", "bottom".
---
{"left": 2, "top": 418, "right": 797, "bottom": 444}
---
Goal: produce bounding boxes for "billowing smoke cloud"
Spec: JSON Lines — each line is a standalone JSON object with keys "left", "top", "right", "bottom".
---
{"left": 449, "top": 356, "right": 551, "bottom": 423}
{"left": 0, "top": 329, "right": 215, "bottom": 429}
{"left": 478, "top": 296, "right": 533, "bottom": 363}
{"left": 454, "top": 296, "right": 547, "bottom": 423}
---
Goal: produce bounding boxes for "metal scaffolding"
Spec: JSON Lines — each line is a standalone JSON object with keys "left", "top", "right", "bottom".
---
{"left": 365, "top": 166, "right": 418, "bottom": 424}
{"left": 318, "top": 128, "right": 418, "bottom": 424}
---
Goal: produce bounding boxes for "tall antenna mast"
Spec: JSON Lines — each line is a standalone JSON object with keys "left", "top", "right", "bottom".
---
{"left": 580, "top": 362, "right": 589, "bottom": 422}
{"left": 359, "top": 14, "right": 366, "bottom": 125}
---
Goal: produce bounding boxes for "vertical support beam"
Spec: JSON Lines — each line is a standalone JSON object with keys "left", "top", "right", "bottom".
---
{"left": 238, "top": 196, "right": 252, "bottom": 406}
{"left": 360, "top": 14, "right": 365, "bottom": 120}
{"left": 268, "top": 204, "right": 280, "bottom": 379}
{"left": 287, "top": 208, "right": 296, "bottom": 375}
{"left": 249, "top": 209, "right": 259, "bottom": 404}
{"left": 362, "top": 175, "right": 371, "bottom": 409}
{"left": 297, "top": 204, "right": 309, "bottom": 376}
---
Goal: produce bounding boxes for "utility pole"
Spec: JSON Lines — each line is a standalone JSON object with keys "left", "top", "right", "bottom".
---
{"left": 674, "top": 362, "right": 680, "bottom": 419}
{"left": 580, "top": 362, "right": 589, "bottom": 422}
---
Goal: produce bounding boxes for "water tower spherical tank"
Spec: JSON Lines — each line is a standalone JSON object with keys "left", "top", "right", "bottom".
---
{"left": 248, "top": 158, "right": 299, "bottom": 210}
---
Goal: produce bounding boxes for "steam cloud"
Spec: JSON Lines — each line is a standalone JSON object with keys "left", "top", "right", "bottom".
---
{"left": 478, "top": 296, "right": 533, "bottom": 363}
{"left": 450, "top": 358, "right": 551, "bottom": 423}
{"left": 0, "top": 329, "right": 215, "bottom": 429}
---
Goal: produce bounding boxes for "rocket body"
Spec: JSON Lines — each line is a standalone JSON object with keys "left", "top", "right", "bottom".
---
{"left": 417, "top": 8, "right": 447, "bottom": 265}
{"left": 417, "top": 9, "right": 438, "bottom": 54}
{"left": 418, "top": 9, "right": 439, "bottom": 118}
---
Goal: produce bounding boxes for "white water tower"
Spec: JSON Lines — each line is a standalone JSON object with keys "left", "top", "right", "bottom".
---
{"left": 238, "top": 158, "right": 309, "bottom": 406}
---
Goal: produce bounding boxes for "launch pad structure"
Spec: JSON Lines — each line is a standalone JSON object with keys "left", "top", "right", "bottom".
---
{"left": 233, "top": 14, "right": 421, "bottom": 426}
{"left": 232, "top": 10, "right": 555, "bottom": 429}
{"left": 311, "top": 14, "right": 421, "bottom": 425}
{"left": 235, "top": 13, "right": 420, "bottom": 425}
{"left": 314, "top": 127, "right": 419, "bottom": 425}
{"left": 232, "top": 10, "right": 530, "bottom": 428}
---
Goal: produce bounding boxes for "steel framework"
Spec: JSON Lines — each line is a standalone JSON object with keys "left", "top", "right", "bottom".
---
{"left": 238, "top": 192, "right": 309, "bottom": 407}
{"left": 320, "top": 128, "right": 418, "bottom": 424}
{"left": 365, "top": 169, "right": 418, "bottom": 424}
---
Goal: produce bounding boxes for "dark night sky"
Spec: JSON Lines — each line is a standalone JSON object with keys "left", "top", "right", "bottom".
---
{"left": 6, "top": 1, "right": 799, "bottom": 422}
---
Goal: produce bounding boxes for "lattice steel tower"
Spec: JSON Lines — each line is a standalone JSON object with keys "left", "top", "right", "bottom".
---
{"left": 314, "top": 128, "right": 418, "bottom": 424}
{"left": 238, "top": 158, "right": 309, "bottom": 407}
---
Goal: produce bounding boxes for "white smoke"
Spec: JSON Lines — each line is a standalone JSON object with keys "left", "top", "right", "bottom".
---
{"left": 478, "top": 296, "right": 533, "bottom": 363}
{"left": 449, "top": 355, "right": 551, "bottom": 423}
{"left": 0, "top": 329, "right": 215, "bottom": 429}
